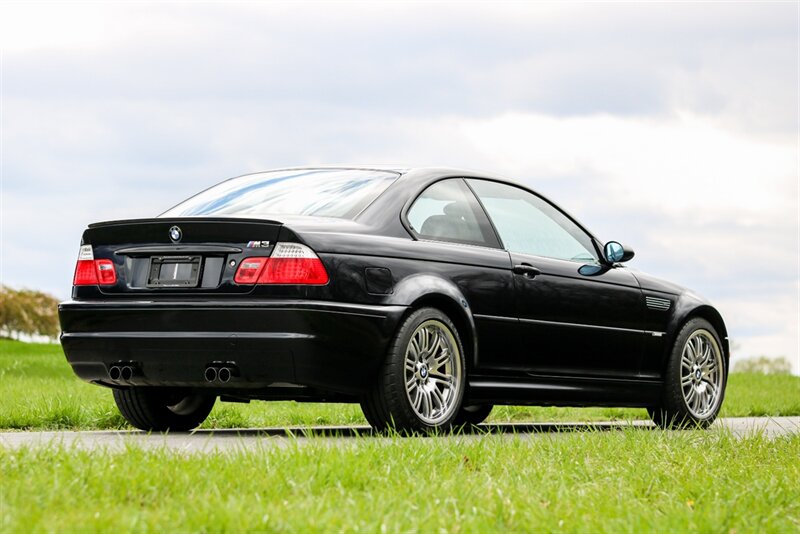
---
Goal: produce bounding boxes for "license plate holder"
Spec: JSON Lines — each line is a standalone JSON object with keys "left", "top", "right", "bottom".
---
{"left": 147, "top": 256, "right": 201, "bottom": 288}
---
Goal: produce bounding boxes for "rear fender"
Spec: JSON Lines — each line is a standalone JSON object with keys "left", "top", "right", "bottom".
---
{"left": 386, "top": 274, "right": 478, "bottom": 370}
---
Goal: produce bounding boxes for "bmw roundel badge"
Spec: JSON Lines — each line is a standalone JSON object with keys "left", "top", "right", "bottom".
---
{"left": 169, "top": 226, "right": 182, "bottom": 243}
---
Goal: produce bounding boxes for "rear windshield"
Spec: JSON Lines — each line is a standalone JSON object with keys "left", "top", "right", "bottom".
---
{"left": 161, "top": 169, "right": 400, "bottom": 219}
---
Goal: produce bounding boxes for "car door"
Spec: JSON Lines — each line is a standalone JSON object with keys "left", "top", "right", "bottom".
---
{"left": 405, "top": 178, "right": 518, "bottom": 370}
{"left": 467, "top": 179, "right": 645, "bottom": 379}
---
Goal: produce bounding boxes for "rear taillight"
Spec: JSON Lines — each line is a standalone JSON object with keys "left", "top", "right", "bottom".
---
{"left": 234, "top": 257, "right": 268, "bottom": 284}
{"left": 234, "top": 242, "right": 329, "bottom": 285}
{"left": 73, "top": 260, "right": 99, "bottom": 285}
{"left": 95, "top": 260, "right": 117, "bottom": 284}
{"left": 73, "top": 245, "right": 117, "bottom": 286}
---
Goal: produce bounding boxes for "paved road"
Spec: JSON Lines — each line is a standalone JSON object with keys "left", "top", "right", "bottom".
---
{"left": 1, "top": 417, "right": 797, "bottom": 453}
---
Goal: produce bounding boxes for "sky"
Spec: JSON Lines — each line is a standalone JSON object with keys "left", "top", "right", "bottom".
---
{"left": 0, "top": 1, "right": 798, "bottom": 373}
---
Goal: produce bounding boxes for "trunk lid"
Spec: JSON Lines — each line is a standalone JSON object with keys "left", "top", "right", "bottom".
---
{"left": 80, "top": 218, "right": 281, "bottom": 296}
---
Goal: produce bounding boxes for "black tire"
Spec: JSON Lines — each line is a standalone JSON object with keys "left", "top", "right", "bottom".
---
{"left": 113, "top": 388, "right": 216, "bottom": 431}
{"left": 360, "top": 307, "right": 467, "bottom": 433}
{"left": 453, "top": 404, "right": 493, "bottom": 427}
{"left": 649, "top": 318, "right": 727, "bottom": 429}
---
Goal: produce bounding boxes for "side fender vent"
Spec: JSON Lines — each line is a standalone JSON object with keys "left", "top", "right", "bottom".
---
{"left": 646, "top": 296, "right": 671, "bottom": 311}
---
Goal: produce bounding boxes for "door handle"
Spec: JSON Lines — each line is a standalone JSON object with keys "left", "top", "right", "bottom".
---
{"left": 512, "top": 264, "right": 541, "bottom": 278}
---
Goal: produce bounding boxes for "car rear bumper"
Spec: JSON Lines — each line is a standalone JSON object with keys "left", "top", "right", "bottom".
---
{"left": 59, "top": 299, "right": 408, "bottom": 395}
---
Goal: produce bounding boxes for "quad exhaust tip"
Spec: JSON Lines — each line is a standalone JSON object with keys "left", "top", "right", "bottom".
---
{"left": 204, "top": 366, "right": 218, "bottom": 382}
{"left": 108, "top": 362, "right": 139, "bottom": 383}
{"left": 204, "top": 362, "right": 237, "bottom": 383}
{"left": 218, "top": 367, "right": 231, "bottom": 383}
{"left": 120, "top": 366, "right": 134, "bottom": 381}
{"left": 108, "top": 366, "right": 122, "bottom": 381}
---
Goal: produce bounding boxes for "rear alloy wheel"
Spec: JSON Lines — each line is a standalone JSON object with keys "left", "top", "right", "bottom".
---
{"left": 649, "top": 318, "right": 727, "bottom": 429}
{"left": 361, "top": 307, "right": 466, "bottom": 433}
{"left": 113, "top": 388, "right": 216, "bottom": 431}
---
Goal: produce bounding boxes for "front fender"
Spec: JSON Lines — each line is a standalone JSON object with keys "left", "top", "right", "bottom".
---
{"left": 662, "top": 292, "right": 730, "bottom": 372}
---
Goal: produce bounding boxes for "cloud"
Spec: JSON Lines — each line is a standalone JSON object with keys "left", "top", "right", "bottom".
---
{"left": 3, "top": 3, "right": 796, "bottom": 129}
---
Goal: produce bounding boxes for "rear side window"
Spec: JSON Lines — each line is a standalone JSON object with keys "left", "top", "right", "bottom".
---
{"left": 407, "top": 179, "right": 499, "bottom": 248}
{"left": 161, "top": 169, "right": 399, "bottom": 219}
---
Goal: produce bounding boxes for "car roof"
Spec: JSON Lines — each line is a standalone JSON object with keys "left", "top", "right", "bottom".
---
{"left": 248, "top": 165, "right": 522, "bottom": 187}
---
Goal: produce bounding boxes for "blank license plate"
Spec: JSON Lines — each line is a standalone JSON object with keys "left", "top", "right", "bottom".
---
{"left": 147, "top": 256, "right": 201, "bottom": 288}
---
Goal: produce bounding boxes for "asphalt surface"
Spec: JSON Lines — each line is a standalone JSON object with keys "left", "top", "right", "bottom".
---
{"left": 1, "top": 417, "right": 797, "bottom": 453}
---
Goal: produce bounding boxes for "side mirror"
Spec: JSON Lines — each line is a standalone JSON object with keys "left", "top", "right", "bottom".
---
{"left": 604, "top": 241, "right": 635, "bottom": 263}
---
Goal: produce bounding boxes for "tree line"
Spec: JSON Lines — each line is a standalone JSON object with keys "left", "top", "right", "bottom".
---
{"left": 0, "top": 286, "right": 60, "bottom": 340}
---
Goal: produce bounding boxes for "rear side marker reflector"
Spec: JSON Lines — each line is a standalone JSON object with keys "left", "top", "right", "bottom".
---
{"left": 234, "top": 242, "right": 329, "bottom": 285}
{"left": 73, "top": 247, "right": 117, "bottom": 286}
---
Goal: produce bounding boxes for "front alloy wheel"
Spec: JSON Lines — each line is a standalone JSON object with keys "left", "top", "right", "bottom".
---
{"left": 679, "top": 329, "right": 724, "bottom": 419}
{"left": 649, "top": 318, "right": 727, "bottom": 429}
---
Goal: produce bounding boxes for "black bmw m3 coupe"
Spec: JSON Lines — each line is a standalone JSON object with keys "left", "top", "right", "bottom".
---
{"left": 59, "top": 167, "right": 729, "bottom": 432}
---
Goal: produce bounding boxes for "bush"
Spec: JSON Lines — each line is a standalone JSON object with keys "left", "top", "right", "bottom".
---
{"left": 0, "top": 286, "right": 60, "bottom": 340}
{"left": 734, "top": 356, "right": 792, "bottom": 375}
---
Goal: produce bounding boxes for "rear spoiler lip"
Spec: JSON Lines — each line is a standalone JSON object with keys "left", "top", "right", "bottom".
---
{"left": 88, "top": 216, "right": 283, "bottom": 229}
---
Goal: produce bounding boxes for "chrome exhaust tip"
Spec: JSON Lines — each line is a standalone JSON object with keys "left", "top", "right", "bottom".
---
{"left": 120, "top": 366, "right": 134, "bottom": 381}
{"left": 218, "top": 367, "right": 231, "bottom": 383}
{"left": 204, "top": 367, "right": 218, "bottom": 382}
{"left": 108, "top": 366, "right": 121, "bottom": 381}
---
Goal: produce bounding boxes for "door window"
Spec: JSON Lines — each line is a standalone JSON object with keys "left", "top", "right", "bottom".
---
{"left": 467, "top": 180, "right": 598, "bottom": 262}
{"left": 407, "top": 179, "right": 499, "bottom": 247}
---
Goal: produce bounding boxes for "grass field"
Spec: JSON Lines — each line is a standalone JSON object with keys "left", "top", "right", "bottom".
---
{"left": 0, "top": 339, "right": 798, "bottom": 430}
{"left": 1, "top": 430, "right": 798, "bottom": 532}
{"left": 1, "top": 339, "right": 799, "bottom": 532}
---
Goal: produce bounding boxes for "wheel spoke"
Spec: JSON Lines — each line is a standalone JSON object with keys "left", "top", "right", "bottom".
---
{"left": 429, "top": 336, "right": 445, "bottom": 364}
{"left": 693, "top": 388, "right": 703, "bottom": 412}
{"left": 685, "top": 386, "right": 696, "bottom": 406}
{"left": 410, "top": 337, "right": 421, "bottom": 360}
{"left": 429, "top": 369, "right": 451, "bottom": 379}
{"left": 702, "top": 379, "right": 717, "bottom": 399}
{"left": 430, "top": 386, "right": 445, "bottom": 413}
{"left": 697, "top": 392, "right": 707, "bottom": 413}
{"left": 430, "top": 376, "right": 452, "bottom": 388}
{"left": 700, "top": 343, "right": 711, "bottom": 365}
{"left": 423, "top": 389, "right": 434, "bottom": 417}
{"left": 421, "top": 327, "right": 432, "bottom": 353}
{"left": 433, "top": 349, "right": 450, "bottom": 371}
{"left": 426, "top": 329, "right": 438, "bottom": 353}
{"left": 682, "top": 346, "right": 694, "bottom": 367}
{"left": 412, "top": 387, "right": 423, "bottom": 412}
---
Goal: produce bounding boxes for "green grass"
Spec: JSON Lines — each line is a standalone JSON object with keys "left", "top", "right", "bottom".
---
{"left": 1, "top": 339, "right": 799, "bottom": 532}
{"left": 1, "top": 430, "right": 798, "bottom": 532}
{"left": 1, "top": 338, "right": 798, "bottom": 430}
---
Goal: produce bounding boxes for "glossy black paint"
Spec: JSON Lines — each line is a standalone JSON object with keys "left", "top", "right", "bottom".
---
{"left": 59, "top": 166, "right": 728, "bottom": 408}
